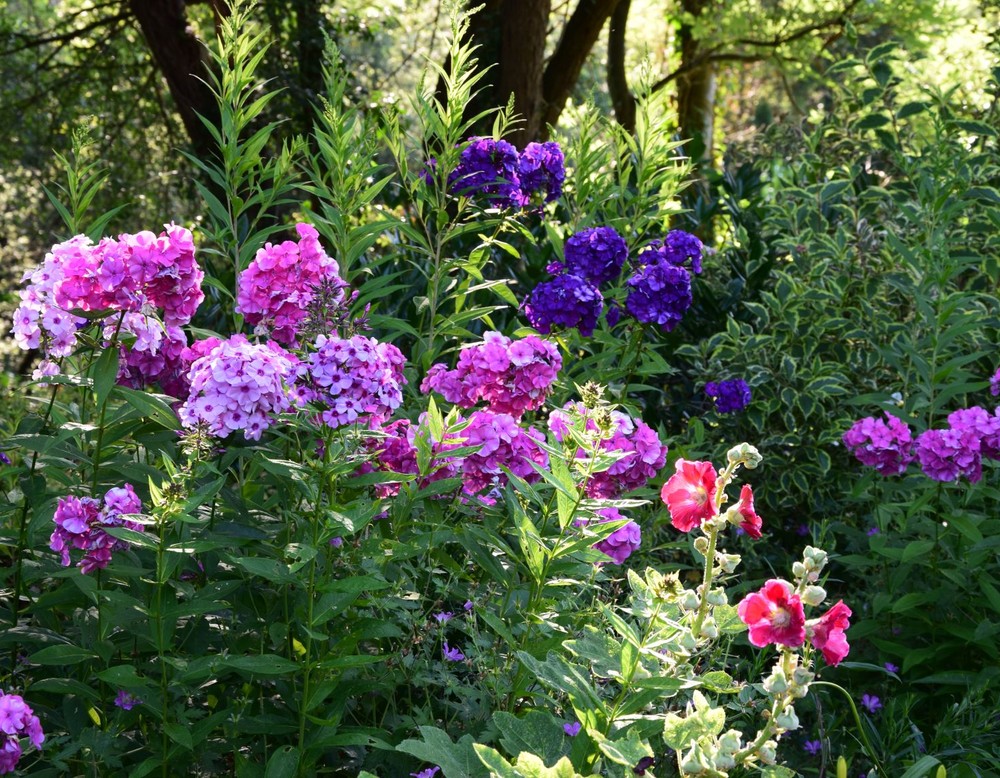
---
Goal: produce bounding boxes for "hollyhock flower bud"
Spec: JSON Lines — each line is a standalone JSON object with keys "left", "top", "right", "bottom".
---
{"left": 737, "top": 579, "right": 806, "bottom": 648}
{"left": 726, "top": 442, "right": 762, "bottom": 468}
{"left": 718, "top": 730, "right": 742, "bottom": 755}
{"left": 706, "top": 588, "right": 727, "bottom": 606}
{"left": 809, "top": 600, "right": 852, "bottom": 666}
{"left": 693, "top": 536, "right": 710, "bottom": 555}
{"left": 680, "top": 591, "right": 701, "bottom": 611}
{"left": 699, "top": 617, "right": 718, "bottom": 639}
{"left": 763, "top": 664, "right": 788, "bottom": 694}
{"left": 758, "top": 740, "right": 778, "bottom": 764}
{"left": 679, "top": 630, "right": 698, "bottom": 650}
{"left": 774, "top": 705, "right": 800, "bottom": 731}
{"left": 719, "top": 553, "right": 741, "bottom": 574}
{"left": 792, "top": 561, "right": 807, "bottom": 580}
{"left": 801, "top": 585, "right": 827, "bottom": 607}
{"left": 661, "top": 459, "right": 718, "bottom": 532}
{"left": 680, "top": 742, "right": 714, "bottom": 774}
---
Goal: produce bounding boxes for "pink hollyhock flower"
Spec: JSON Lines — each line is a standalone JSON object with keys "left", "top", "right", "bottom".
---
{"left": 660, "top": 459, "right": 718, "bottom": 532}
{"left": 809, "top": 600, "right": 852, "bottom": 666}
{"left": 737, "top": 579, "right": 806, "bottom": 648}
{"left": 735, "top": 484, "right": 762, "bottom": 539}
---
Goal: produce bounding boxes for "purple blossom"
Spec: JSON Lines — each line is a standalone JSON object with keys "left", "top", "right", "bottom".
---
{"left": 866, "top": 527, "right": 880, "bottom": 537}
{"left": 861, "top": 694, "right": 882, "bottom": 713}
{"left": 705, "top": 379, "right": 752, "bottom": 414}
{"left": 634, "top": 756, "right": 655, "bottom": 775}
{"left": 803, "top": 739, "right": 822, "bottom": 755}
{"left": 411, "top": 768, "right": 440, "bottom": 778}
{"left": 330, "top": 537, "right": 343, "bottom": 548}
{"left": 796, "top": 524, "right": 810, "bottom": 536}
{"left": 914, "top": 427, "right": 981, "bottom": 483}
{"left": 884, "top": 662, "right": 899, "bottom": 673}
{"left": 563, "top": 226, "right": 629, "bottom": 286}
{"left": 114, "top": 690, "right": 141, "bottom": 711}
{"left": 624, "top": 259, "right": 692, "bottom": 332}
{"left": 449, "top": 137, "right": 524, "bottom": 208}
{"left": 49, "top": 485, "right": 144, "bottom": 573}
{"left": 991, "top": 367, "right": 1000, "bottom": 397}
{"left": 433, "top": 612, "right": 453, "bottom": 624}
{"left": 524, "top": 273, "right": 603, "bottom": 337}
{"left": 0, "top": 692, "right": 43, "bottom": 773}
{"left": 460, "top": 411, "right": 548, "bottom": 498}
{"left": 464, "top": 600, "right": 473, "bottom": 611}
{"left": 948, "top": 406, "right": 1000, "bottom": 460}
{"left": 590, "top": 508, "right": 642, "bottom": 564}
{"left": 843, "top": 413, "right": 915, "bottom": 476}
{"left": 0, "top": 453, "right": 9, "bottom": 466}
{"left": 636, "top": 231, "right": 704, "bottom": 274}
{"left": 442, "top": 642, "right": 465, "bottom": 662}
{"left": 563, "top": 721, "right": 581, "bottom": 736}
{"left": 518, "top": 141, "right": 565, "bottom": 203}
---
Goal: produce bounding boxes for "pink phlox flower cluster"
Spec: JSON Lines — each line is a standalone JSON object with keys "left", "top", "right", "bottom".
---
{"left": 548, "top": 403, "right": 667, "bottom": 498}
{"left": 421, "top": 332, "right": 561, "bottom": 418}
{"left": 12, "top": 226, "right": 203, "bottom": 369}
{"left": 0, "top": 692, "right": 44, "bottom": 774}
{"left": 842, "top": 413, "right": 914, "bottom": 476}
{"left": 369, "top": 417, "right": 464, "bottom": 498}
{"left": 49, "top": 484, "right": 144, "bottom": 574}
{"left": 460, "top": 411, "right": 548, "bottom": 497}
{"left": 305, "top": 334, "right": 406, "bottom": 429}
{"left": 915, "top": 406, "right": 1000, "bottom": 483}
{"left": 236, "top": 223, "right": 348, "bottom": 345}
{"left": 180, "top": 335, "right": 303, "bottom": 440}
{"left": 737, "top": 579, "right": 806, "bottom": 648}
{"left": 588, "top": 507, "right": 642, "bottom": 564}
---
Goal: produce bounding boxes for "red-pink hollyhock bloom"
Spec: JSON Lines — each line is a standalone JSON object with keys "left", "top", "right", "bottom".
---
{"left": 736, "top": 484, "right": 762, "bottom": 539}
{"left": 660, "top": 459, "right": 718, "bottom": 532}
{"left": 737, "top": 579, "right": 806, "bottom": 648}
{"left": 809, "top": 600, "right": 852, "bottom": 666}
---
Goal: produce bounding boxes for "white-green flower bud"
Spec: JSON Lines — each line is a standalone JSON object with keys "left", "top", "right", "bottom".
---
{"left": 763, "top": 666, "right": 788, "bottom": 694}
{"left": 758, "top": 740, "right": 778, "bottom": 764}
{"left": 719, "top": 553, "right": 741, "bottom": 574}
{"left": 706, "top": 587, "right": 728, "bottom": 606}
{"left": 718, "top": 730, "right": 743, "bottom": 755}
{"left": 681, "top": 590, "right": 701, "bottom": 611}
{"left": 792, "top": 666, "right": 815, "bottom": 687}
{"left": 681, "top": 742, "right": 714, "bottom": 775}
{"left": 726, "top": 443, "right": 763, "bottom": 469}
{"left": 803, "top": 546, "right": 828, "bottom": 571}
{"left": 700, "top": 617, "right": 718, "bottom": 639}
{"left": 774, "top": 704, "right": 800, "bottom": 731}
{"left": 802, "top": 585, "right": 827, "bottom": 607}
{"left": 680, "top": 630, "right": 699, "bottom": 651}
{"left": 792, "top": 561, "right": 807, "bottom": 579}
{"left": 694, "top": 536, "right": 710, "bottom": 555}
{"left": 715, "top": 753, "right": 736, "bottom": 771}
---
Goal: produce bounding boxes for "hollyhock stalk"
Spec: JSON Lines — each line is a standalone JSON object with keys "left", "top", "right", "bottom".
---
{"left": 691, "top": 457, "right": 741, "bottom": 637}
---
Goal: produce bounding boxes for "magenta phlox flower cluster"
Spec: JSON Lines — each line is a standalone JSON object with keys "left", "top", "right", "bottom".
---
{"left": 180, "top": 335, "right": 303, "bottom": 440}
{"left": 518, "top": 141, "right": 565, "bottom": 203}
{"left": 421, "top": 332, "right": 561, "bottom": 418}
{"left": 523, "top": 273, "right": 603, "bottom": 337}
{"left": 549, "top": 403, "right": 667, "bottom": 498}
{"left": 370, "top": 416, "right": 464, "bottom": 498}
{"left": 305, "top": 334, "right": 406, "bottom": 429}
{"left": 117, "top": 324, "right": 190, "bottom": 398}
{"left": 843, "top": 413, "right": 915, "bottom": 476}
{"left": 12, "top": 226, "right": 203, "bottom": 369}
{"left": 236, "top": 223, "right": 348, "bottom": 346}
{"left": 460, "top": 411, "right": 548, "bottom": 497}
{"left": 561, "top": 226, "right": 629, "bottom": 287}
{"left": 589, "top": 507, "right": 642, "bottom": 564}
{"left": 0, "top": 692, "right": 43, "bottom": 774}
{"left": 991, "top": 367, "right": 1000, "bottom": 396}
{"left": 915, "top": 406, "right": 1000, "bottom": 482}
{"left": 49, "top": 484, "right": 144, "bottom": 574}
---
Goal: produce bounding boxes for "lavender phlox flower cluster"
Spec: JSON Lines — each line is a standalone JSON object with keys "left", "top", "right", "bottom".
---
{"left": 588, "top": 507, "right": 642, "bottom": 564}
{"left": 305, "top": 334, "right": 406, "bottom": 429}
{"left": 705, "top": 379, "right": 752, "bottom": 414}
{"left": 914, "top": 405, "right": 1000, "bottom": 482}
{"left": 624, "top": 257, "right": 692, "bottom": 332}
{"left": 548, "top": 403, "right": 667, "bottom": 498}
{"left": 636, "top": 230, "right": 704, "bottom": 274}
{"left": 524, "top": 273, "right": 603, "bottom": 336}
{"left": 180, "top": 335, "right": 303, "bottom": 441}
{"left": 563, "top": 226, "right": 629, "bottom": 287}
{"left": 12, "top": 226, "right": 203, "bottom": 371}
{"left": 518, "top": 141, "right": 565, "bottom": 204}
{"left": 421, "top": 332, "right": 561, "bottom": 418}
{"left": 460, "top": 411, "right": 548, "bottom": 497}
{"left": 49, "top": 484, "right": 144, "bottom": 574}
{"left": 236, "top": 223, "right": 348, "bottom": 346}
{"left": 842, "top": 413, "right": 915, "bottom": 476}
{"left": 0, "top": 692, "right": 44, "bottom": 774}
{"left": 449, "top": 137, "right": 525, "bottom": 208}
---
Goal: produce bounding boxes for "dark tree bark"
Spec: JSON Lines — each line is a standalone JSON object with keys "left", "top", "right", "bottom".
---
{"left": 607, "top": 0, "right": 635, "bottom": 133}
{"left": 128, "top": 0, "right": 220, "bottom": 160}
{"left": 675, "top": 0, "right": 715, "bottom": 169}
{"left": 499, "top": 0, "right": 551, "bottom": 146}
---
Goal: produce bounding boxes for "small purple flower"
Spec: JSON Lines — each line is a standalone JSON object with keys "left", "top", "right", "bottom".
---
{"left": 861, "top": 694, "right": 882, "bottom": 713}
{"left": 433, "top": 611, "right": 453, "bottom": 624}
{"left": 634, "top": 756, "right": 655, "bottom": 775}
{"left": 524, "top": 273, "right": 603, "bottom": 337}
{"left": 114, "top": 690, "right": 141, "bottom": 711}
{"left": 803, "top": 739, "right": 822, "bottom": 755}
{"left": 0, "top": 453, "right": 10, "bottom": 466}
{"left": 843, "top": 413, "right": 915, "bottom": 476}
{"left": 990, "top": 367, "right": 1000, "bottom": 396}
{"left": 329, "top": 537, "right": 343, "bottom": 548}
{"left": 463, "top": 600, "right": 473, "bottom": 611}
{"left": 884, "top": 662, "right": 899, "bottom": 673}
{"left": 591, "top": 509, "right": 642, "bottom": 565}
{"left": 563, "top": 721, "right": 581, "bottom": 737}
{"left": 411, "top": 768, "right": 440, "bottom": 778}
{"left": 866, "top": 527, "right": 880, "bottom": 537}
{"left": 636, "top": 231, "right": 704, "bottom": 274}
{"left": 705, "top": 379, "right": 752, "bottom": 414}
{"left": 796, "top": 523, "right": 810, "bottom": 536}
{"left": 442, "top": 642, "right": 465, "bottom": 662}
{"left": 449, "top": 137, "right": 524, "bottom": 208}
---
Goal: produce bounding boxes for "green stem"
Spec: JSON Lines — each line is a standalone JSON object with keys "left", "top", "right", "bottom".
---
{"left": 811, "top": 681, "right": 886, "bottom": 777}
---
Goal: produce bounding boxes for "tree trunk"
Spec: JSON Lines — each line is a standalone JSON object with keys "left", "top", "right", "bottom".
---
{"left": 675, "top": 0, "right": 715, "bottom": 168}
{"left": 128, "top": 0, "right": 220, "bottom": 161}
{"left": 607, "top": 0, "right": 635, "bottom": 132}
{"left": 499, "top": 0, "right": 550, "bottom": 146}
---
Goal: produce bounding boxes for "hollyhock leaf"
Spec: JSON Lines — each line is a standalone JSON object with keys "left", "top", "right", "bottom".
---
{"left": 493, "top": 711, "right": 567, "bottom": 767}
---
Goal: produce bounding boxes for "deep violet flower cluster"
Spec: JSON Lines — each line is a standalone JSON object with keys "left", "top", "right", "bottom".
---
{"left": 622, "top": 231, "right": 703, "bottom": 332}
{"left": 49, "top": 484, "right": 144, "bottom": 574}
{"left": 562, "top": 226, "right": 629, "bottom": 286}
{"left": 0, "top": 692, "right": 44, "bottom": 774}
{"left": 705, "top": 379, "right": 752, "bottom": 414}
{"left": 179, "top": 335, "right": 303, "bottom": 441}
{"left": 236, "top": 223, "right": 348, "bottom": 346}
{"left": 448, "top": 137, "right": 564, "bottom": 208}
{"left": 548, "top": 402, "right": 668, "bottom": 499}
{"left": 523, "top": 273, "right": 603, "bottom": 336}
{"left": 305, "top": 334, "right": 406, "bottom": 429}
{"left": 11, "top": 226, "right": 203, "bottom": 372}
{"left": 842, "top": 412, "right": 915, "bottom": 476}
{"left": 914, "top": 406, "right": 1000, "bottom": 483}
{"left": 421, "top": 332, "right": 561, "bottom": 418}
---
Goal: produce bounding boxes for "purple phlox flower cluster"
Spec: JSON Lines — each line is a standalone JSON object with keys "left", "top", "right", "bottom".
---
{"left": 411, "top": 767, "right": 440, "bottom": 778}
{"left": 12, "top": 225, "right": 203, "bottom": 370}
{"left": 442, "top": 641, "right": 465, "bottom": 662}
{"left": 624, "top": 256, "right": 692, "bottom": 332}
{"left": 460, "top": 411, "right": 548, "bottom": 497}
{"left": 236, "top": 223, "right": 348, "bottom": 346}
{"left": 519, "top": 141, "right": 565, "bottom": 204}
{"left": 635, "top": 230, "right": 704, "bottom": 275}
{"left": 842, "top": 413, "right": 915, "bottom": 476}
{"left": 563, "top": 721, "right": 581, "bottom": 737}
{"left": 0, "top": 692, "right": 44, "bottom": 774}
{"left": 449, "top": 137, "right": 524, "bottom": 208}
{"left": 861, "top": 694, "right": 882, "bottom": 713}
{"left": 705, "top": 379, "right": 752, "bottom": 414}
{"left": 179, "top": 334, "right": 303, "bottom": 441}
{"left": 49, "top": 484, "right": 144, "bottom": 574}
{"left": 915, "top": 405, "right": 1000, "bottom": 483}
{"left": 524, "top": 273, "right": 603, "bottom": 337}
{"left": 563, "top": 226, "right": 629, "bottom": 287}
{"left": 305, "top": 334, "right": 406, "bottom": 429}
{"left": 991, "top": 367, "right": 1000, "bottom": 397}
{"left": 421, "top": 332, "right": 561, "bottom": 418}
{"left": 549, "top": 403, "right": 668, "bottom": 499}
{"left": 114, "top": 690, "right": 141, "bottom": 711}
{"left": 117, "top": 324, "right": 191, "bottom": 398}
{"left": 588, "top": 507, "right": 642, "bottom": 564}
{"left": 369, "top": 416, "right": 464, "bottom": 498}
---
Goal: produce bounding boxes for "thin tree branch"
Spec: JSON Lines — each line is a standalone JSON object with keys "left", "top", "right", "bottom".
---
{"left": 2, "top": 10, "right": 130, "bottom": 55}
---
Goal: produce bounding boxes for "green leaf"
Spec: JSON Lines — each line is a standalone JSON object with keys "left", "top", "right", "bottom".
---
{"left": 264, "top": 746, "right": 300, "bottom": 778}
{"left": 398, "top": 726, "right": 491, "bottom": 778}
{"left": 165, "top": 722, "right": 194, "bottom": 750}
{"left": 517, "top": 651, "right": 605, "bottom": 714}
{"left": 223, "top": 654, "right": 299, "bottom": 676}
{"left": 30, "top": 644, "right": 97, "bottom": 665}
{"left": 493, "top": 711, "right": 567, "bottom": 767}
{"left": 93, "top": 346, "right": 120, "bottom": 409}
{"left": 898, "top": 755, "right": 942, "bottom": 778}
